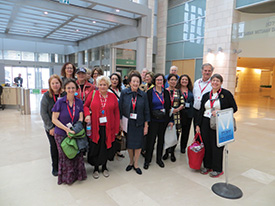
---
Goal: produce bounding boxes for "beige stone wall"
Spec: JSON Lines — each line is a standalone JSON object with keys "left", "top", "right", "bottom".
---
{"left": 203, "top": 0, "right": 240, "bottom": 94}
{"left": 146, "top": 0, "right": 155, "bottom": 71}
{"left": 236, "top": 68, "right": 261, "bottom": 93}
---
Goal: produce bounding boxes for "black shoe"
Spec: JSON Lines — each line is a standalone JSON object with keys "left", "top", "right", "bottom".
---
{"left": 134, "top": 167, "right": 142, "bottom": 175}
{"left": 141, "top": 151, "right": 146, "bottom": 158}
{"left": 126, "top": 165, "right": 133, "bottom": 171}
{"left": 143, "top": 162, "right": 149, "bottom": 170}
{"left": 162, "top": 153, "right": 169, "bottom": 160}
{"left": 170, "top": 154, "right": 176, "bottom": 162}
{"left": 117, "top": 153, "right": 125, "bottom": 158}
{"left": 52, "top": 170, "right": 58, "bottom": 177}
{"left": 181, "top": 149, "right": 185, "bottom": 154}
{"left": 156, "top": 160, "right": 165, "bottom": 168}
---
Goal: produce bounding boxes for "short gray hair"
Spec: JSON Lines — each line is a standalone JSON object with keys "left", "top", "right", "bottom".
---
{"left": 201, "top": 63, "right": 214, "bottom": 71}
{"left": 96, "top": 75, "right": 111, "bottom": 87}
{"left": 170, "top": 65, "right": 178, "bottom": 71}
{"left": 211, "top": 73, "right": 223, "bottom": 83}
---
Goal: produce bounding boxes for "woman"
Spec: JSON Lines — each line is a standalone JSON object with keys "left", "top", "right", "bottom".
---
{"left": 60, "top": 62, "right": 76, "bottom": 84}
{"left": 196, "top": 74, "right": 237, "bottom": 177}
{"left": 162, "top": 74, "right": 184, "bottom": 162}
{"left": 145, "top": 72, "right": 154, "bottom": 91}
{"left": 52, "top": 79, "right": 87, "bottom": 185}
{"left": 91, "top": 67, "right": 103, "bottom": 88}
{"left": 108, "top": 73, "right": 122, "bottom": 100}
{"left": 75, "top": 67, "right": 95, "bottom": 103}
{"left": 144, "top": 74, "right": 173, "bottom": 170}
{"left": 119, "top": 73, "right": 150, "bottom": 175}
{"left": 176, "top": 74, "right": 194, "bottom": 154}
{"left": 86, "top": 68, "right": 93, "bottom": 83}
{"left": 84, "top": 76, "right": 120, "bottom": 179}
{"left": 40, "top": 75, "right": 66, "bottom": 176}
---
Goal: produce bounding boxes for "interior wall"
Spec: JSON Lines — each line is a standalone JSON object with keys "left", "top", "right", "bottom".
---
{"left": 171, "top": 59, "right": 195, "bottom": 83}
{"left": 236, "top": 68, "right": 261, "bottom": 92}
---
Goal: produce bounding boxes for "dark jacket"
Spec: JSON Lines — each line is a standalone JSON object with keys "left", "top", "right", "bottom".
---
{"left": 147, "top": 87, "right": 172, "bottom": 123}
{"left": 196, "top": 88, "right": 238, "bottom": 127}
{"left": 119, "top": 87, "right": 150, "bottom": 127}
{"left": 180, "top": 89, "right": 194, "bottom": 118}
{"left": 40, "top": 91, "right": 66, "bottom": 131}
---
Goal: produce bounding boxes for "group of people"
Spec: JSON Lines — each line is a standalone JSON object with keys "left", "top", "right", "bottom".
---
{"left": 40, "top": 62, "right": 237, "bottom": 185}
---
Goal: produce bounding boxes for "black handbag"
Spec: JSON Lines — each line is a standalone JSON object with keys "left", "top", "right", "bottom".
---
{"left": 116, "top": 131, "right": 127, "bottom": 151}
{"left": 152, "top": 110, "right": 165, "bottom": 120}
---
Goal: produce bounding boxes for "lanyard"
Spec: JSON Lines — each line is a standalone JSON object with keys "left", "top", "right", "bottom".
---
{"left": 79, "top": 84, "right": 86, "bottom": 101}
{"left": 168, "top": 89, "right": 175, "bottom": 106}
{"left": 210, "top": 89, "right": 222, "bottom": 109}
{"left": 66, "top": 99, "right": 75, "bottom": 123}
{"left": 154, "top": 88, "right": 164, "bottom": 107}
{"left": 183, "top": 91, "right": 188, "bottom": 100}
{"left": 199, "top": 80, "right": 210, "bottom": 94}
{"left": 53, "top": 93, "right": 60, "bottom": 103}
{"left": 99, "top": 93, "right": 108, "bottom": 116}
{"left": 131, "top": 93, "right": 137, "bottom": 112}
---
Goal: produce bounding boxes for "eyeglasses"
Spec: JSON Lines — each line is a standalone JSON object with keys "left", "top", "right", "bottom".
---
{"left": 156, "top": 79, "right": 163, "bottom": 82}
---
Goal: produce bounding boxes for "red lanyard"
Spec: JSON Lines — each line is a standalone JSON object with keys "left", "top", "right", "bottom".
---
{"left": 99, "top": 93, "right": 108, "bottom": 116}
{"left": 66, "top": 99, "right": 75, "bottom": 123}
{"left": 53, "top": 93, "right": 60, "bottom": 103}
{"left": 210, "top": 89, "right": 222, "bottom": 109}
{"left": 168, "top": 89, "right": 175, "bottom": 106}
{"left": 199, "top": 80, "right": 210, "bottom": 94}
{"left": 79, "top": 84, "right": 86, "bottom": 101}
{"left": 183, "top": 91, "right": 188, "bottom": 100}
{"left": 154, "top": 88, "right": 164, "bottom": 107}
{"left": 131, "top": 94, "right": 137, "bottom": 112}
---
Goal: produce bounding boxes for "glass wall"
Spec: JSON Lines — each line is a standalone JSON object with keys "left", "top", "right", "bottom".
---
{"left": 166, "top": 0, "right": 206, "bottom": 74}
{"left": 236, "top": 0, "right": 267, "bottom": 8}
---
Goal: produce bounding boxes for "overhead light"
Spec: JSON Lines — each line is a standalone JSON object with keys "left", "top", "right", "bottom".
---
{"left": 44, "top": 11, "right": 48, "bottom": 15}
{"left": 75, "top": 29, "right": 79, "bottom": 32}
{"left": 92, "top": 21, "right": 96, "bottom": 24}
{"left": 27, "top": 30, "right": 30, "bottom": 33}
{"left": 116, "top": 9, "right": 120, "bottom": 12}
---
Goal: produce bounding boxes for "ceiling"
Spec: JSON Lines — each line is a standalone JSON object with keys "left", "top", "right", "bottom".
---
{"left": 0, "top": 0, "right": 147, "bottom": 44}
{"left": 237, "top": 57, "right": 275, "bottom": 70}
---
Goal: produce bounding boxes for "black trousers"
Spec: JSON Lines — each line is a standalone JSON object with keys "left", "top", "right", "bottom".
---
{"left": 145, "top": 121, "right": 168, "bottom": 163}
{"left": 193, "top": 108, "right": 199, "bottom": 134}
{"left": 180, "top": 115, "right": 192, "bottom": 152}
{"left": 45, "top": 130, "right": 59, "bottom": 172}
{"left": 201, "top": 117, "right": 224, "bottom": 172}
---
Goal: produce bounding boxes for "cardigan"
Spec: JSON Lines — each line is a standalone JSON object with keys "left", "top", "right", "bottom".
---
{"left": 196, "top": 88, "right": 238, "bottom": 127}
{"left": 76, "top": 80, "right": 95, "bottom": 102}
{"left": 83, "top": 90, "right": 120, "bottom": 149}
{"left": 119, "top": 87, "right": 150, "bottom": 127}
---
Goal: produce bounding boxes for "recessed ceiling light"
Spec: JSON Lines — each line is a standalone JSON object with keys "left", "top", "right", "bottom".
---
{"left": 44, "top": 11, "right": 48, "bottom": 15}
{"left": 116, "top": 9, "right": 120, "bottom": 12}
{"left": 76, "top": 29, "right": 79, "bottom": 32}
{"left": 92, "top": 21, "right": 96, "bottom": 24}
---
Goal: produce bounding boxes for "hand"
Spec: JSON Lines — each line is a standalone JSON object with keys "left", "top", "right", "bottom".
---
{"left": 66, "top": 128, "right": 75, "bottom": 136}
{"left": 211, "top": 110, "right": 218, "bottom": 117}
{"left": 85, "top": 115, "right": 91, "bottom": 123}
{"left": 196, "top": 126, "right": 200, "bottom": 133}
{"left": 144, "top": 125, "right": 148, "bottom": 135}
{"left": 168, "top": 122, "right": 173, "bottom": 130}
{"left": 49, "top": 128, "right": 55, "bottom": 136}
{"left": 178, "top": 105, "right": 184, "bottom": 111}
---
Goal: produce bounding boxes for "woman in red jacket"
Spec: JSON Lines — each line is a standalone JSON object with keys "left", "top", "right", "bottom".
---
{"left": 84, "top": 76, "right": 120, "bottom": 179}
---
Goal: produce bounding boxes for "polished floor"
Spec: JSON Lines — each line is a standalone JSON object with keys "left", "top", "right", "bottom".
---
{"left": 0, "top": 92, "right": 275, "bottom": 206}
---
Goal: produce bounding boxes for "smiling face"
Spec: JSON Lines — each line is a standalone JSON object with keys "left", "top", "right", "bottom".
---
{"left": 145, "top": 74, "right": 152, "bottom": 84}
{"left": 129, "top": 76, "right": 140, "bottom": 91}
{"left": 202, "top": 65, "right": 213, "bottom": 81}
{"left": 155, "top": 75, "right": 164, "bottom": 88}
{"left": 98, "top": 80, "right": 108, "bottom": 94}
{"left": 110, "top": 75, "right": 119, "bottom": 88}
{"left": 65, "top": 64, "right": 74, "bottom": 77}
{"left": 50, "top": 78, "right": 61, "bottom": 94}
{"left": 170, "top": 67, "right": 177, "bottom": 74}
{"left": 168, "top": 76, "right": 177, "bottom": 88}
{"left": 77, "top": 72, "right": 86, "bottom": 83}
{"left": 211, "top": 77, "right": 222, "bottom": 91}
{"left": 93, "top": 70, "right": 99, "bottom": 79}
{"left": 65, "top": 82, "right": 76, "bottom": 97}
{"left": 180, "top": 76, "right": 189, "bottom": 87}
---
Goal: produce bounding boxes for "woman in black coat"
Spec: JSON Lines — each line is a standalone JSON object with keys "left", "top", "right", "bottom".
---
{"left": 196, "top": 74, "right": 237, "bottom": 178}
{"left": 144, "top": 73, "right": 173, "bottom": 170}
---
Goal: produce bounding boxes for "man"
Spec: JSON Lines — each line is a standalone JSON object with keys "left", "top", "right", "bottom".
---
{"left": 193, "top": 63, "right": 214, "bottom": 127}
{"left": 14, "top": 73, "right": 23, "bottom": 87}
{"left": 165, "top": 66, "right": 179, "bottom": 88}
{"left": 141, "top": 68, "right": 148, "bottom": 85}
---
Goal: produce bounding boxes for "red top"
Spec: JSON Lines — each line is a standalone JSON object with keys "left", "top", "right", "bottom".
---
{"left": 84, "top": 90, "right": 120, "bottom": 149}
{"left": 76, "top": 80, "right": 95, "bottom": 102}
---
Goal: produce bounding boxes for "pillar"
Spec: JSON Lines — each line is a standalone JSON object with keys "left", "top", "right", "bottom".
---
{"left": 136, "top": 37, "right": 147, "bottom": 72}
{"left": 271, "top": 65, "right": 275, "bottom": 99}
{"left": 78, "top": 51, "right": 84, "bottom": 67}
{"left": 110, "top": 47, "right": 116, "bottom": 74}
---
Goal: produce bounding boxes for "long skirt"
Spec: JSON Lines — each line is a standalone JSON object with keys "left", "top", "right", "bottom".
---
{"left": 54, "top": 134, "right": 87, "bottom": 185}
{"left": 88, "top": 126, "right": 118, "bottom": 166}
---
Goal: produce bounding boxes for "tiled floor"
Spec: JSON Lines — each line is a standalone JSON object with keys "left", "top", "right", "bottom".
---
{"left": 0, "top": 92, "right": 275, "bottom": 206}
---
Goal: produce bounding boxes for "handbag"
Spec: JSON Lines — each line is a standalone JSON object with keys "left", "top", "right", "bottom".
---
{"left": 187, "top": 133, "right": 205, "bottom": 170}
{"left": 61, "top": 137, "right": 78, "bottom": 159}
{"left": 210, "top": 115, "right": 237, "bottom": 131}
{"left": 164, "top": 125, "right": 177, "bottom": 150}
{"left": 152, "top": 110, "right": 165, "bottom": 120}
{"left": 116, "top": 131, "right": 127, "bottom": 151}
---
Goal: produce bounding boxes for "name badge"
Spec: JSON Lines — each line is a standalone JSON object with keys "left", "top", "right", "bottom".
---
{"left": 99, "top": 117, "right": 107, "bottom": 123}
{"left": 206, "top": 111, "right": 211, "bottom": 117}
{"left": 66, "top": 123, "right": 73, "bottom": 129}
{"left": 185, "top": 103, "right": 190, "bottom": 108}
{"left": 57, "top": 97, "right": 62, "bottom": 100}
{"left": 130, "top": 113, "right": 137, "bottom": 119}
{"left": 160, "top": 109, "right": 165, "bottom": 113}
{"left": 197, "top": 96, "right": 201, "bottom": 100}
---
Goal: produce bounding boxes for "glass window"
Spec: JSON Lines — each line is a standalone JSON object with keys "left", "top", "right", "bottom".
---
{"left": 167, "top": 24, "right": 184, "bottom": 43}
{"left": 166, "top": 43, "right": 184, "bottom": 60}
{"left": 27, "top": 67, "right": 35, "bottom": 89}
{"left": 0, "top": 50, "right": 2, "bottom": 59}
{"left": 38, "top": 53, "right": 49, "bottom": 62}
{"left": 4, "top": 66, "right": 12, "bottom": 84}
{"left": 167, "top": 4, "right": 185, "bottom": 25}
{"left": 4, "top": 50, "right": 21, "bottom": 60}
{"left": 22, "top": 52, "right": 35, "bottom": 61}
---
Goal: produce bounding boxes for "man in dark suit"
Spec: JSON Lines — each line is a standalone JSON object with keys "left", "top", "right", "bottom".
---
{"left": 14, "top": 73, "right": 23, "bottom": 87}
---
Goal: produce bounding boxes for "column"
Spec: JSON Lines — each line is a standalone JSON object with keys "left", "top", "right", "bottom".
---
{"left": 78, "top": 51, "right": 84, "bottom": 66}
{"left": 65, "top": 55, "right": 70, "bottom": 62}
{"left": 110, "top": 47, "right": 116, "bottom": 74}
{"left": 271, "top": 65, "right": 275, "bottom": 99}
{"left": 87, "top": 50, "right": 91, "bottom": 67}
{"left": 136, "top": 37, "right": 147, "bottom": 72}
{"left": 203, "top": 0, "right": 240, "bottom": 94}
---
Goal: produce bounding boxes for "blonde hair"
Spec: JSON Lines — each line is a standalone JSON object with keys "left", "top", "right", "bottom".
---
{"left": 96, "top": 75, "right": 111, "bottom": 87}
{"left": 48, "top": 74, "right": 63, "bottom": 98}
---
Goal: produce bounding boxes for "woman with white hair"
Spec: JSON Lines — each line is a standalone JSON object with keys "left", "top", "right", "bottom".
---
{"left": 84, "top": 76, "right": 120, "bottom": 179}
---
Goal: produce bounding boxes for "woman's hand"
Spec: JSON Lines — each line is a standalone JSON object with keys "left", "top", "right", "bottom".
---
{"left": 66, "top": 128, "right": 75, "bottom": 137}
{"left": 168, "top": 122, "right": 173, "bottom": 130}
{"left": 196, "top": 125, "right": 200, "bottom": 133}
{"left": 144, "top": 125, "right": 148, "bottom": 135}
{"left": 85, "top": 115, "right": 91, "bottom": 123}
{"left": 49, "top": 128, "right": 55, "bottom": 136}
{"left": 211, "top": 109, "right": 219, "bottom": 117}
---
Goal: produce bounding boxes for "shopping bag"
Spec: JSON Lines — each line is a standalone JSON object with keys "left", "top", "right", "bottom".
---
{"left": 164, "top": 125, "right": 177, "bottom": 150}
{"left": 187, "top": 133, "right": 205, "bottom": 170}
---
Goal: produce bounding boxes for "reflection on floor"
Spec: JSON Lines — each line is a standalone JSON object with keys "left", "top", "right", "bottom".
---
{"left": 0, "top": 92, "right": 275, "bottom": 205}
